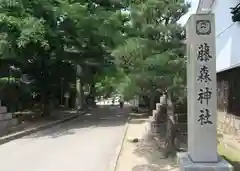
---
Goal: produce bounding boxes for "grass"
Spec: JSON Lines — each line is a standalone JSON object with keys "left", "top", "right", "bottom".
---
{"left": 218, "top": 143, "right": 240, "bottom": 171}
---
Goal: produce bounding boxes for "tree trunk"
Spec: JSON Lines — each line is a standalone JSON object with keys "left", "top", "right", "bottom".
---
{"left": 75, "top": 78, "right": 84, "bottom": 110}
{"left": 149, "top": 93, "right": 155, "bottom": 111}
{"left": 41, "top": 90, "right": 50, "bottom": 117}
{"left": 80, "top": 82, "right": 84, "bottom": 108}
{"left": 40, "top": 56, "right": 51, "bottom": 117}
{"left": 87, "top": 83, "right": 96, "bottom": 107}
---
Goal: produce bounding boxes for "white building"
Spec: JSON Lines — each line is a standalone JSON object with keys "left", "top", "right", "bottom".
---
{"left": 184, "top": 0, "right": 240, "bottom": 72}
{"left": 210, "top": 1, "right": 240, "bottom": 72}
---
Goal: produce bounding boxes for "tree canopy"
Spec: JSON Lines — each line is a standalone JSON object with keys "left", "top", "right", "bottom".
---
{"left": 0, "top": 0, "right": 188, "bottom": 111}
{"left": 112, "top": 0, "right": 188, "bottom": 108}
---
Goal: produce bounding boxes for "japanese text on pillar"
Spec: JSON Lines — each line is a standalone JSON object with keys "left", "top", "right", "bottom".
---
{"left": 196, "top": 42, "right": 213, "bottom": 125}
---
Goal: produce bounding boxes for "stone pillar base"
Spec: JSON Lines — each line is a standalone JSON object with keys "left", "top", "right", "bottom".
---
{"left": 177, "top": 152, "right": 233, "bottom": 171}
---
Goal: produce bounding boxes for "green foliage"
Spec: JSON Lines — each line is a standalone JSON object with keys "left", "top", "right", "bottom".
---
{"left": 112, "top": 0, "right": 188, "bottom": 103}
{"left": 0, "top": 0, "right": 189, "bottom": 111}
{"left": 0, "top": 0, "right": 127, "bottom": 111}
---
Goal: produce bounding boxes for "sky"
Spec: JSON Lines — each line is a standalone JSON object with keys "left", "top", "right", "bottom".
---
{"left": 178, "top": 0, "right": 200, "bottom": 26}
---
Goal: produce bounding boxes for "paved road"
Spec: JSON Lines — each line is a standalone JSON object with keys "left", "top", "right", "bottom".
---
{"left": 0, "top": 106, "right": 129, "bottom": 171}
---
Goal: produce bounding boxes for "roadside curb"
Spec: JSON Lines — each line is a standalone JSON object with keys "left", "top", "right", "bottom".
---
{"left": 109, "top": 116, "right": 130, "bottom": 171}
{"left": 0, "top": 110, "right": 89, "bottom": 145}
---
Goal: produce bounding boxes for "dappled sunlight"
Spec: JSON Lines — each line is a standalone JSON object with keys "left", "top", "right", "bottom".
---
{"left": 14, "top": 106, "right": 129, "bottom": 139}
{"left": 0, "top": 0, "right": 191, "bottom": 170}
{"left": 132, "top": 131, "right": 178, "bottom": 170}
{"left": 115, "top": 115, "right": 179, "bottom": 171}
{"left": 0, "top": 106, "right": 129, "bottom": 171}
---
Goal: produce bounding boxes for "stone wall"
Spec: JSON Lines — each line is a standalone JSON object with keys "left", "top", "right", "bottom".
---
{"left": 147, "top": 94, "right": 240, "bottom": 138}
{"left": 0, "top": 101, "right": 18, "bottom": 135}
{"left": 218, "top": 111, "right": 240, "bottom": 137}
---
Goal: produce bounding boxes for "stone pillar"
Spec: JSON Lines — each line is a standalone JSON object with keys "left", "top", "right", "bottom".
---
{"left": 177, "top": 14, "right": 232, "bottom": 171}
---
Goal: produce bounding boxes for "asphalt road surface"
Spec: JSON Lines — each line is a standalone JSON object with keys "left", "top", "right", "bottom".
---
{"left": 0, "top": 106, "right": 129, "bottom": 171}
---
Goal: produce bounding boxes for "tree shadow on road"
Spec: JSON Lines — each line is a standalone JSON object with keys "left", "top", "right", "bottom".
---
{"left": 128, "top": 112, "right": 150, "bottom": 125}
{"left": 21, "top": 107, "right": 129, "bottom": 139}
{"left": 132, "top": 137, "right": 178, "bottom": 171}
{"left": 130, "top": 117, "right": 178, "bottom": 171}
{"left": 130, "top": 112, "right": 149, "bottom": 119}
